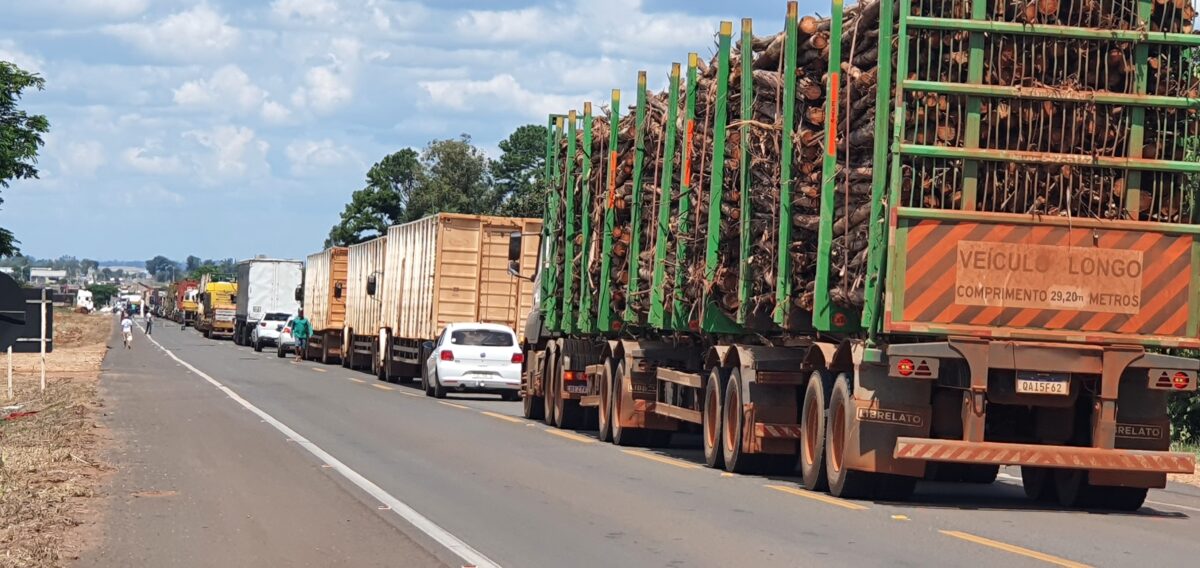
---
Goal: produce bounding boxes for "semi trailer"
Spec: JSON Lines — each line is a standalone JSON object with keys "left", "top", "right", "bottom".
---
{"left": 168, "top": 279, "right": 199, "bottom": 325}
{"left": 514, "top": 0, "right": 1199, "bottom": 510}
{"left": 303, "top": 247, "right": 348, "bottom": 363}
{"left": 233, "top": 257, "right": 304, "bottom": 346}
{"left": 344, "top": 236, "right": 387, "bottom": 373}
{"left": 370, "top": 213, "right": 541, "bottom": 382}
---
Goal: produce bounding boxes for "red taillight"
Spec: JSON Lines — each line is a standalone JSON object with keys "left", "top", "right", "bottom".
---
{"left": 1174, "top": 372, "right": 1190, "bottom": 390}
{"left": 511, "top": 353, "right": 524, "bottom": 364}
{"left": 897, "top": 359, "right": 915, "bottom": 377}
{"left": 260, "top": 322, "right": 267, "bottom": 327}
{"left": 440, "top": 350, "right": 454, "bottom": 361}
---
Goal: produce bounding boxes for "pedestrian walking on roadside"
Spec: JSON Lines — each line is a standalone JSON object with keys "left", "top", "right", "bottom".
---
{"left": 145, "top": 311, "right": 154, "bottom": 335}
{"left": 291, "top": 309, "right": 312, "bottom": 361}
{"left": 121, "top": 314, "right": 134, "bottom": 349}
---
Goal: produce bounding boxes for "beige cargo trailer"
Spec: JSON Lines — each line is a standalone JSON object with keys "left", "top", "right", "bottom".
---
{"left": 375, "top": 213, "right": 541, "bottom": 381}
{"left": 303, "top": 246, "right": 347, "bottom": 363}
{"left": 343, "top": 235, "right": 387, "bottom": 373}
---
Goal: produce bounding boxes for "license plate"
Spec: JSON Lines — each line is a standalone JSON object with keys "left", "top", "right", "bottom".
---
{"left": 1016, "top": 373, "right": 1070, "bottom": 396}
{"left": 565, "top": 384, "right": 589, "bottom": 394}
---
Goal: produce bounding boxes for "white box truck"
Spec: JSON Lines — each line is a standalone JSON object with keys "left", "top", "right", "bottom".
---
{"left": 233, "top": 257, "right": 304, "bottom": 346}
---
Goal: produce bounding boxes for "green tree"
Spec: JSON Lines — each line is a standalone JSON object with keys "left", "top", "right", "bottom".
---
{"left": 326, "top": 149, "right": 423, "bottom": 247}
{"left": 185, "top": 255, "right": 201, "bottom": 273}
{"left": 0, "top": 61, "right": 50, "bottom": 257}
{"left": 145, "top": 255, "right": 176, "bottom": 280}
{"left": 80, "top": 258, "right": 98, "bottom": 275}
{"left": 493, "top": 124, "right": 548, "bottom": 218}
{"left": 404, "top": 135, "right": 494, "bottom": 222}
{"left": 87, "top": 283, "right": 119, "bottom": 305}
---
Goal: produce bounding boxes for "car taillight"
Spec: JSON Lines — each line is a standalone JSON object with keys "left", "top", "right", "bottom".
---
{"left": 440, "top": 350, "right": 454, "bottom": 361}
{"left": 260, "top": 322, "right": 267, "bottom": 327}
{"left": 511, "top": 353, "right": 524, "bottom": 364}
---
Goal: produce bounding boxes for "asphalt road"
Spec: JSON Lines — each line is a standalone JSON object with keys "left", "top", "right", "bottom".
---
{"left": 82, "top": 322, "right": 1200, "bottom": 567}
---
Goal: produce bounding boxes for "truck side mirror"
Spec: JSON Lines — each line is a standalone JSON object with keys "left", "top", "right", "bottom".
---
{"left": 366, "top": 275, "right": 377, "bottom": 296}
{"left": 334, "top": 281, "right": 344, "bottom": 299}
{"left": 507, "top": 232, "right": 522, "bottom": 264}
{"left": 294, "top": 286, "right": 302, "bottom": 302}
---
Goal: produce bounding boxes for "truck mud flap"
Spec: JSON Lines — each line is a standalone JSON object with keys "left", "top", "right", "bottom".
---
{"left": 845, "top": 399, "right": 931, "bottom": 477}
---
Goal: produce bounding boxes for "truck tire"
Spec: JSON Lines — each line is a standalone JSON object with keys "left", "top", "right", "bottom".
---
{"left": 321, "top": 340, "right": 331, "bottom": 365}
{"left": 721, "top": 367, "right": 758, "bottom": 473}
{"left": 543, "top": 353, "right": 558, "bottom": 427}
{"left": 1097, "top": 486, "right": 1148, "bottom": 512}
{"left": 825, "top": 373, "right": 875, "bottom": 498}
{"left": 1021, "top": 466, "right": 1057, "bottom": 502}
{"left": 597, "top": 357, "right": 615, "bottom": 442}
{"left": 702, "top": 368, "right": 724, "bottom": 469}
{"left": 522, "top": 351, "right": 545, "bottom": 420}
{"left": 555, "top": 359, "right": 584, "bottom": 429}
{"left": 800, "top": 370, "right": 833, "bottom": 491}
{"left": 611, "top": 359, "right": 644, "bottom": 447}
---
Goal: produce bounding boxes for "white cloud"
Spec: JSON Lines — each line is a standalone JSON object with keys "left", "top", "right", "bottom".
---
{"left": 106, "top": 5, "right": 239, "bottom": 61}
{"left": 0, "top": 40, "right": 44, "bottom": 74}
{"left": 261, "top": 100, "right": 292, "bottom": 123}
{"left": 285, "top": 139, "right": 352, "bottom": 175}
{"left": 272, "top": 0, "right": 339, "bottom": 21}
{"left": 418, "top": 74, "right": 579, "bottom": 119}
{"left": 455, "top": 7, "right": 570, "bottom": 44}
{"left": 59, "top": 140, "right": 106, "bottom": 177}
{"left": 185, "top": 125, "right": 270, "bottom": 179}
{"left": 122, "top": 142, "right": 184, "bottom": 175}
{"left": 174, "top": 65, "right": 265, "bottom": 111}
{"left": 290, "top": 39, "right": 361, "bottom": 113}
{"left": 49, "top": 0, "right": 148, "bottom": 18}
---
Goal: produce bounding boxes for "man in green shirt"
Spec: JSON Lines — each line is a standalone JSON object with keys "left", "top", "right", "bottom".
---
{"left": 291, "top": 309, "right": 312, "bottom": 361}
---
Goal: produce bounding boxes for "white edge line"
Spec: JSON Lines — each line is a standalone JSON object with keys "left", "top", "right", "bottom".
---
{"left": 140, "top": 327, "right": 501, "bottom": 568}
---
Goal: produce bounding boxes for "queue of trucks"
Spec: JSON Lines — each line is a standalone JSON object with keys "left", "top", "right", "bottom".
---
{"left": 513, "top": 0, "right": 1200, "bottom": 510}
{"left": 171, "top": 212, "right": 542, "bottom": 381}
{"left": 152, "top": 0, "right": 1198, "bottom": 511}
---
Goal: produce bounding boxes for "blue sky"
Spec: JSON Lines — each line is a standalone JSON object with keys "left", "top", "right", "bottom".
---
{"left": 2, "top": 0, "right": 824, "bottom": 262}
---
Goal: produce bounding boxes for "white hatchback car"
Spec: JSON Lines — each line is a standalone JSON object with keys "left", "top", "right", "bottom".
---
{"left": 421, "top": 323, "right": 522, "bottom": 400}
{"left": 251, "top": 312, "right": 291, "bottom": 352}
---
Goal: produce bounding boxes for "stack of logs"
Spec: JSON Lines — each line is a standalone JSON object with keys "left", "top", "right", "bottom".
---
{"left": 561, "top": 0, "right": 1198, "bottom": 330}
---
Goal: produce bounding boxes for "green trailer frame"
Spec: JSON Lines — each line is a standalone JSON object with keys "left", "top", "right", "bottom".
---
{"left": 537, "top": 0, "right": 1200, "bottom": 349}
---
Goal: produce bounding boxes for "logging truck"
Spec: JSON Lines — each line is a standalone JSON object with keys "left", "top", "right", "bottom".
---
{"left": 513, "top": 0, "right": 1199, "bottom": 510}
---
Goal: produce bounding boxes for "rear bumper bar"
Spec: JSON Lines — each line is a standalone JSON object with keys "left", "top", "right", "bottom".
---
{"left": 894, "top": 437, "right": 1195, "bottom": 474}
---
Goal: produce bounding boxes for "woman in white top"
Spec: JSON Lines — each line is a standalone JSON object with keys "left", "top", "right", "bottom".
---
{"left": 121, "top": 316, "right": 134, "bottom": 349}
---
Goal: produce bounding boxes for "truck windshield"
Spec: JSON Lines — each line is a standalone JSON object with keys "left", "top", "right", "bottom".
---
{"left": 450, "top": 329, "right": 514, "bottom": 347}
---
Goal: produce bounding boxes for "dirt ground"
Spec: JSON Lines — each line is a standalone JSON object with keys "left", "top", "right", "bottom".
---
{"left": 0, "top": 310, "right": 110, "bottom": 567}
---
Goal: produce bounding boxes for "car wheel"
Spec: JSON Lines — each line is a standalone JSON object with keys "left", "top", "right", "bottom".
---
{"left": 433, "top": 370, "right": 447, "bottom": 399}
{"left": 277, "top": 344, "right": 285, "bottom": 358}
{"left": 254, "top": 337, "right": 263, "bottom": 352}
{"left": 501, "top": 391, "right": 519, "bottom": 402}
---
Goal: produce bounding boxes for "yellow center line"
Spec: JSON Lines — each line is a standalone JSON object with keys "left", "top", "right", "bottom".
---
{"left": 939, "top": 530, "right": 1091, "bottom": 568}
{"left": 372, "top": 383, "right": 394, "bottom": 391}
{"left": 438, "top": 401, "right": 469, "bottom": 410}
{"left": 763, "top": 484, "right": 868, "bottom": 511}
{"left": 720, "top": 472, "right": 735, "bottom": 478}
{"left": 347, "top": 377, "right": 366, "bottom": 384}
{"left": 621, "top": 449, "right": 701, "bottom": 470}
{"left": 311, "top": 367, "right": 327, "bottom": 373}
{"left": 398, "top": 391, "right": 422, "bottom": 398}
{"left": 481, "top": 411, "right": 523, "bottom": 424}
{"left": 891, "top": 514, "right": 909, "bottom": 521}
{"left": 544, "top": 429, "right": 596, "bottom": 444}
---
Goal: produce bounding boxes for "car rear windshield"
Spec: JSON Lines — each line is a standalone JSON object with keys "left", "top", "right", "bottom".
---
{"left": 450, "top": 329, "right": 514, "bottom": 347}
{"left": 264, "top": 313, "right": 290, "bottom": 321}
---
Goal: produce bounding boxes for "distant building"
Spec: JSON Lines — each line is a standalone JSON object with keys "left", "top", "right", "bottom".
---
{"left": 0, "top": 267, "right": 14, "bottom": 276}
{"left": 29, "top": 268, "right": 68, "bottom": 285}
